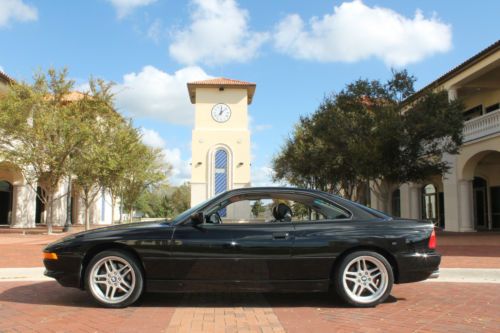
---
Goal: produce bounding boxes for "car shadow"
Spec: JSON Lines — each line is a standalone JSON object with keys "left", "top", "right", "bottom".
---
{"left": 0, "top": 281, "right": 402, "bottom": 309}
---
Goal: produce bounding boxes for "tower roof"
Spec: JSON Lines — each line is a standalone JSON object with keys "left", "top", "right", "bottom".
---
{"left": 187, "top": 77, "right": 256, "bottom": 104}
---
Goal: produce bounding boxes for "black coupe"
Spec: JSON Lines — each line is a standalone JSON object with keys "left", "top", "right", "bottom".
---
{"left": 43, "top": 187, "right": 440, "bottom": 308}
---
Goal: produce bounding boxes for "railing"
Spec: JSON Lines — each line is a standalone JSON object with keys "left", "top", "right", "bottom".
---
{"left": 463, "top": 108, "right": 500, "bottom": 143}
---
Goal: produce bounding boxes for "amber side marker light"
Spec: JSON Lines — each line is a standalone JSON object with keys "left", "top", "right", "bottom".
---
{"left": 43, "top": 252, "right": 58, "bottom": 260}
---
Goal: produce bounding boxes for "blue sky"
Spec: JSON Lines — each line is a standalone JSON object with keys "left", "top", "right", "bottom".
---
{"left": 1, "top": 0, "right": 499, "bottom": 185}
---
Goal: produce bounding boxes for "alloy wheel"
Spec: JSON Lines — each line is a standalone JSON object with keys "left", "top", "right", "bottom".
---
{"left": 342, "top": 255, "right": 389, "bottom": 304}
{"left": 89, "top": 256, "right": 136, "bottom": 305}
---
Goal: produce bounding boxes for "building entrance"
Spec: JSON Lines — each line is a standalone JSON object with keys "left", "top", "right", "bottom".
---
{"left": 0, "top": 180, "right": 13, "bottom": 225}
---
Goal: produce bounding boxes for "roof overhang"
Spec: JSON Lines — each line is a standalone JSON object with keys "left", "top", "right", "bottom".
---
{"left": 187, "top": 77, "right": 256, "bottom": 104}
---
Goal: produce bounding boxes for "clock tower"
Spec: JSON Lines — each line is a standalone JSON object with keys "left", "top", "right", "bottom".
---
{"left": 187, "top": 78, "right": 255, "bottom": 207}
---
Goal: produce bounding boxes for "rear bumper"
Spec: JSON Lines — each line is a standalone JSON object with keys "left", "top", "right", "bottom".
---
{"left": 396, "top": 252, "right": 441, "bottom": 284}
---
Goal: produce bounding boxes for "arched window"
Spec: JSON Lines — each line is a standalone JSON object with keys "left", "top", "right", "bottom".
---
{"left": 422, "top": 184, "right": 437, "bottom": 222}
{"left": 214, "top": 149, "right": 228, "bottom": 216}
{"left": 391, "top": 189, "right": 401, "bottom": 217}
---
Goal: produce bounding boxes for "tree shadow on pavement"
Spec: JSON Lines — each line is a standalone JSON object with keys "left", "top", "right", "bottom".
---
{"left": 0, "top": 281, "right": 403, "bottom": 309}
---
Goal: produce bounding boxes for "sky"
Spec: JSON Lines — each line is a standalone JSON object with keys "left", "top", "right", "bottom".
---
{"left": 1, "top": 0, "right": 499, "bottom": 186}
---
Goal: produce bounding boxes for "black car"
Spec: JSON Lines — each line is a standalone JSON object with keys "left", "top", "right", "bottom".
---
{"left": 43, "top": 187, "right": 440, "bottom": 308}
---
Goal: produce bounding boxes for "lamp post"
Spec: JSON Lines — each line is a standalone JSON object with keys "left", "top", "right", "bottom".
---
{"left": 62, "top": 174, "right": 72, "bottom": 232}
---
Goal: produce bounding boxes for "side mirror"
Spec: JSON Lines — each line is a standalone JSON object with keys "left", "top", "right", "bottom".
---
{"left": 190, "top": 211, "right": 204, "bottom": 226}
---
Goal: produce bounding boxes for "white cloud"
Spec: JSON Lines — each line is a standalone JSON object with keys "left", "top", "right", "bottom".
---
{"left": 169, "top": 0, "right": 269, "bottom": 65}
{"left": 162, "top": 147, "right": 191, "bottom": 186}
{"left": 0, "top": 0, "right": 37, "bottom": 27}
{"left": 140, "top": 127, "right": 166, "bottom": 148}
{"left": 140, "top": 128, "right": 191, "bottom": 186}
{"left": 114, "top": 65, "right": 211, "bottom": 125}
{"left": 253, "top": 124, "right": 272, "bottom": 132}
{"left": 147, "top": 18, "right": 163, "bottom": 43}
{"left": 273, "top": 0, "right": 452, "bottom": 67}
{"left": 107, "top": 0, "right": 156, "bottom": 19}
{"left": 251, "top": 166, "right": 279, "bottom": 187}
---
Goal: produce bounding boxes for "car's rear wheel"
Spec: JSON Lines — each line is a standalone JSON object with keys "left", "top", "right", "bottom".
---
{"left": 334, "top": 251, "right": 393, "bottom": 307}
{"left": 85, "top": 250, "right": 143, "bottom": 308}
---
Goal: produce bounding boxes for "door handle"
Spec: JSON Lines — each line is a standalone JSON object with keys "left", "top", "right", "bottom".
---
{"left": 272, "top": 232, "right": 289, "bottom": 240}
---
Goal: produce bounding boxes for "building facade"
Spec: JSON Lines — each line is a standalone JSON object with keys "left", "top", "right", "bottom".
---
{"left": 0, "top": 72, "right": 117, "bottom": 228}
{"left": 188, "top": 78, "right": 254, "bottom": 207}
{"left": 371, "top": 41, "right": 500, "bottom": 232}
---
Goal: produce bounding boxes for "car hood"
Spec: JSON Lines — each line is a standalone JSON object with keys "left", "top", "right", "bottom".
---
{"left": 47, "top": 221, "right": 171, "bottom": 247}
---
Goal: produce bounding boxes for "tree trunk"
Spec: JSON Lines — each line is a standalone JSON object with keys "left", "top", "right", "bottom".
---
{"left": 119, "top": 196, "right": 123, "bottom": 224}
{"left": 47, "top": 192, "right": 54, "bottom": 235}
{"left": 84, "top": 203, "right": 90, "bottom": 231}
{"left": 111, "top": 194, "right": 116, "bottom": 224}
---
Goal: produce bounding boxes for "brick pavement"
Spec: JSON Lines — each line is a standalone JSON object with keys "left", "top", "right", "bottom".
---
{"left": 0, "top": 281, "right": 499, "bottom": 332}
{"left": 269, "top": 283, "right": 500, "bottom": 333}
{"left": 1, "top": 230, "right": 499, "bottom": 332}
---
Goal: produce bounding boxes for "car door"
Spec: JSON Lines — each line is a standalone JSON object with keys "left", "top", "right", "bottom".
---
{"left": 161, "top": 222, "right": 237, "bottom": 281}
{"left": 228, "top": 222, "right": 294, "bottom": 282}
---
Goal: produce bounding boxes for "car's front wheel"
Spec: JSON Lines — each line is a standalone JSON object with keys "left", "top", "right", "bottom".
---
{"left": 85, "top": 250, "right": 143, "bottom": 308}
{"left": 335, "top": 251, "right": 393, "bottom": 307}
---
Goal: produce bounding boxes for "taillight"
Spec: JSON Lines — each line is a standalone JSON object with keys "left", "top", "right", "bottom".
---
{"left": 428, "top": 229, "right": 436, "bottom": 249}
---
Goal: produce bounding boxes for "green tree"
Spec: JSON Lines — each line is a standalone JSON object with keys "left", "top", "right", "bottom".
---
{"left": 71, "top": 80, "right": 128, "bottom": 230}
{"left": 251, "top": 200, "right": 265, "bottom": 218}
{"left": 120, "top": 143, "right": 168, "bottom": 222}
{"left": 169, "top": 182, "right": 190, "bottom": 215}
{"left": 0, "top": 69, "right": 91, "bottom": 233}
{"left": 273, "top": 70, "right": 464, "bottom": 211}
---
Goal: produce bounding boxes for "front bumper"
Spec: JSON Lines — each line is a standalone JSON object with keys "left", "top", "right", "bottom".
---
{"left": 396, "top": 251, "right": 441, "bottom": 283}
{"left": 43, "top": 255, "right": 83, "bottom": 289}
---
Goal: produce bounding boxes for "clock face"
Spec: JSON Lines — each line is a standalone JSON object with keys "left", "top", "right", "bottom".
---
{"left": 211, "top": 103, "right": 231, "bottom": 123}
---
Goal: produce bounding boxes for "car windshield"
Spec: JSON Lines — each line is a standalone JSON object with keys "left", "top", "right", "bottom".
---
{"left": 170, "top": 192, "right": 226, "bottom": 225}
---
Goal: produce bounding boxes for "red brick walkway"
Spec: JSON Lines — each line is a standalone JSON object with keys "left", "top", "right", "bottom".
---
{"left": 0, "top": 281, "right": 498, "bottom": 333}
{"left": 1, "top": 231, "right": 500, "bottom": 332}
{"left": 270, "top": 283, "right": 500, "bottom": 333}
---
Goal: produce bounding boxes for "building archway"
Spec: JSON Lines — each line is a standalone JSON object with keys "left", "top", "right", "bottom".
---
{"left": 460, "top": 150, "right": 500, "bottom": 230}
{"left": 0, "top": 180, "right": 13, "bottom": 225}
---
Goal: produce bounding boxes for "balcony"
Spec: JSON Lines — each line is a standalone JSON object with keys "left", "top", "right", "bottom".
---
{"left": 463, "top": 108, "right": 500, "bottom": 143}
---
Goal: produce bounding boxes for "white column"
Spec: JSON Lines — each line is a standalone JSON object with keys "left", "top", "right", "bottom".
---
{"left": 443, "top": 179, "right": 460, "bottom": 232}
{"left": 458, "top": 179, "right": 474, "bottom": 232}
{"left": 448, "top": 87, "right": 458, "bottom": 102}
{"left": 409, "top": 183, "right": 421, "bottom": 220}
{"left": 12, "top": 185, "right": 36, "bottom": 228}
{"left": 442, "top": 153, "right": 461, "bottom": 231}
{"left": 399, "top": 184, "right": 411, "bottom": 218}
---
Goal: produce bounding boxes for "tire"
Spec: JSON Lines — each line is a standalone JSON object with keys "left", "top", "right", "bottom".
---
{"left": 334, "top": 251, "right": 393, "bottom": 307}
{"left": 85, "top": 250, "right": 143, "bottom": 308}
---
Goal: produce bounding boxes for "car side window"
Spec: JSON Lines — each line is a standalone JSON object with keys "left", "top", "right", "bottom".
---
{"left": 204, "top": 194, "right": 350, "bottom": 224}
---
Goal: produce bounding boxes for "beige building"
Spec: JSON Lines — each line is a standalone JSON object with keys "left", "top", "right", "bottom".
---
{"left": 0, "top": 72, "right": 117, "bottom": 228}
{"left": 371, "top": 40, "right": 500, "bottom": 232}
{"left": 187, "top": 78, "right": 254, "bottom": 207}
